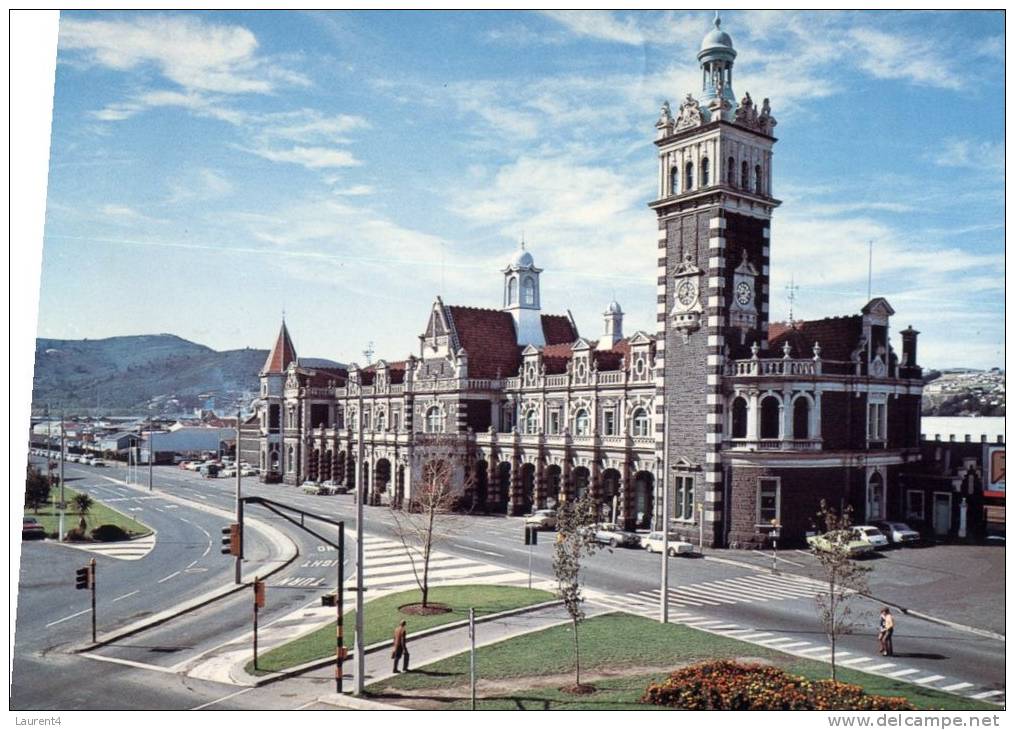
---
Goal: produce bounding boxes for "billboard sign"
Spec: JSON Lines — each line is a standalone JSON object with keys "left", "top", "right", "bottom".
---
{"left": 984, "top": 445, "right": 1005, "bottom": 498}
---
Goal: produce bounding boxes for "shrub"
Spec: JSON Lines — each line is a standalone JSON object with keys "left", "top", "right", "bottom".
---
{"left": 641, "top": 660, "right": 914, "bottom": 711}
{"left": 91, "top": 524, "right": 131, "bottom": 542}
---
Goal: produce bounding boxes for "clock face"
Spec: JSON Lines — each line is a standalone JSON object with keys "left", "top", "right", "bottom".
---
{"left": 676, "top": 279, "right": 697, "bottom": 307}
{"left": 735, "top": 281, "right": 753, "bottom": 306}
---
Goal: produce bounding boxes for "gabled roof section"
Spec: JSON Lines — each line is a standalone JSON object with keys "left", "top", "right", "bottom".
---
{"left": 541, "top": 313, "right": 578, "bottom": 346}
{"left": 861, "top": 297, "right": 896, "bottom": 317}
{"left": 445, "top": 305, "right": 521, "bottom": 379}
{"left": 263, "top": 322, "right": 297, "bottom": 374}
{"left": 768, "top": 316, "right": 863, "bottom": 362}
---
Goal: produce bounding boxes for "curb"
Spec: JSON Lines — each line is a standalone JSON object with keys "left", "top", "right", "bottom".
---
{"left": 702, "top": 552, "right": 1006, "bottom": 642}
{"left": 69, "top": 478, "right": 300, "bottom": 653}
{"left": 245, "top": 598, "right": 565, "bottom": 687}
{"left": 314, "top": 694, "right": 409, "bottom": 711}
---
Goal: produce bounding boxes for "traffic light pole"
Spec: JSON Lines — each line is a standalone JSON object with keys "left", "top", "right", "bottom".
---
{"left": 235, "top": 409, "right": 243, "bottom": 585}
{"left": 660, "top": 411, "right": 670, "bottom": 624}
{"left": 337, "top": 522, "right": 345, "bottom": 694}
{"left": 90, "top": 558, "right": 97, "bottom": 643}
{"left": 252, "top": 577, "right": 259, "bottom": 671}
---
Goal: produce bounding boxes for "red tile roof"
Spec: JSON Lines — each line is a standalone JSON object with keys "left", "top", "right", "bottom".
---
{"left": 263, "top": 322, "right": 297, "bottom": 374}
{"left": 446, "top": 306, "right": 522, "bottom": 379}
{"left": 541, "top": 314, "right": 577, "bottom": 345}
{"left": 769, "top": 316, "right": 863, "bottom": 362}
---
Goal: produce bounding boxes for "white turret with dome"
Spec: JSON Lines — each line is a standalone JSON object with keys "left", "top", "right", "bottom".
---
{"left": 503, "top": 241, "right": 544, "bottom": 346}
{"left": 602, "top": 299, "right": 624, "bottom": 347}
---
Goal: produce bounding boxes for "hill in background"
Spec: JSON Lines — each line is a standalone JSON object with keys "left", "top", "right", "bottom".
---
{"left": 32, "top": 334, "right": 266, "bottom": 415}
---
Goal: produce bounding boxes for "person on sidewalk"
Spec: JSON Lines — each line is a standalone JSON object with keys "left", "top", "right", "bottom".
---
{"left": 392, "top": 619, "right": 410, "bottom": 673}
{"left": 878, "top": 607, "right": 895, "bottom": 656}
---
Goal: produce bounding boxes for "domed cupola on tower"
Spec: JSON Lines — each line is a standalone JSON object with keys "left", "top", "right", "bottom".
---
{"left": 503, "top": 242, "right": 544, "bottom": 346}
{"left": 698, "top": 12, "right": 738, "bottom": 112}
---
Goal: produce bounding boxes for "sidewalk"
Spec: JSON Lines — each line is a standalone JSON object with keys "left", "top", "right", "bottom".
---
{"left": 314, "top": 602, "right": 606, "bottom": 709}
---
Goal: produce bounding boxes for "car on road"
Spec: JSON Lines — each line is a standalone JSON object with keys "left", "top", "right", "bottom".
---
{"left": 853, "top": 525, "right": 890, "bottom": 550}
{"left": 525, "top": 509, "right": 557, "bottom": 530}
{"left": 642, "top": 531, "right": 695, "bottom": 556}
{"left": 221, "top": 466, "right": 237, "bottom": 477}
{"left": 321, "top": 480, "right": 350, "bottom": 494}
{"left": 806, "top": 528, "right": 879, "bottom": 557}
{"left": 91, "top": 459, "right": 105, "bottom": 467}
{"left": 200, "top": 463, "right": 220, "bottom": 478}
{"left": 22, "top": 517, "right": 46, "bottom": 540}
{"left": 240, "top": 466, "right": 258, "bottom": 477}
{"left": 871, "top": 521, "right": 921, "bottom": 546}
{"left": 590, "top": 523, "right": 641, "bottom": 548}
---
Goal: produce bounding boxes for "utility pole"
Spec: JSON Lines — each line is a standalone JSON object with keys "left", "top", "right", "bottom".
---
{"left": 235, "top": 409, "right": 244, "bottom": 585}
{"left": 354, "top": 380, "right": 365, "bottom": 694}
{"left": 59, "top": 413, "right": 66, "bottom": 542}
{"left": 660, "top": 410, "right": 670, "bottom": 624}
{"left": 469, "top": 607, "right": 477, "bottom": 710}
{"left": 148, "top": 419, "right": 154, "bottom": 492}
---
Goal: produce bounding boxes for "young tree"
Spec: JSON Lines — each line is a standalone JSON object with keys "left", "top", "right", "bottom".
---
{"left": 73, "top": 492, "right": 95, "bottom": 532}
{"left": 24, "top": 465, "right": 51, "bottom": 514}
{"left": 552, "top": 491, "right": 602, "bottom": 692}
{"left": 389, "top": 434, "right": 471, "bottom": 609}
{"left": 811, "top": 500, "right": 871, "bottom": 682}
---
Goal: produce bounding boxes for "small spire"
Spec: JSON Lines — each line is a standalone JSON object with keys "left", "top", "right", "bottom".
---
{"left": 714, "top": 10, "right": 721, "bottom": 29}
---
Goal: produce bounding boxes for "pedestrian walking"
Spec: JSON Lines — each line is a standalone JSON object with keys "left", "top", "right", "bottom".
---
{"left": 878, "top": 607, "right": 895, "bottom": 656}
{"left": 392, "top": 619, "right": 410, "bottom": 673}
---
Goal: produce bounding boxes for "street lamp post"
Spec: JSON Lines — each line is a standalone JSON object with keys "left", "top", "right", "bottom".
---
{"left": 770, "top": 518, "right": 780, "bottom": 572}
{"left": 660, "top": 410, "right": 670, "bottom": 624}
{"left": 354, "top": 381, "right": 365, "bottom": 694}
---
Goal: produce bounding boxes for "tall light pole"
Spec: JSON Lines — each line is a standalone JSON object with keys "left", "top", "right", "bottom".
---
{"left": 660, "top": 410, "right": 670, "bottom": 624}
{"left": 148, "top": 419, "right": 154, "bottom": 492}
{"left": 354, "top": 379, "right": 365, "bottom": 694}
{"left": 235, "top": 408, "right": 243, "bottom": 585}
{"left": 59, "top": 412, "right": 66, "bottom": 542}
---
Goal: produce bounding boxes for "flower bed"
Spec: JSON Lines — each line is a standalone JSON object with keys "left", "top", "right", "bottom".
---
{"left": 641, "top": 660, "right": 914, "bottom": 711}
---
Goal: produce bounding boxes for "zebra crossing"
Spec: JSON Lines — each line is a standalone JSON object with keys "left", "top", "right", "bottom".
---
{"left": 587, "top": 571, "right": 1004, "bottom": 706}
{"left": 350, "top": 534, "right": 547, "bottom": 595}
{"left": 57, "top": 532, "right": 157, "bottom": 561}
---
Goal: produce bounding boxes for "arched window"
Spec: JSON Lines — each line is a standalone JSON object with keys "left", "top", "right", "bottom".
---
{"left": 685, "top": 161, "right": 694, "bottom": 191}
{"left": 507, "top": 277, "right": 517, "bottom": 305}
{"left": 362, "top": 409, "right": 371, "bottom": 431}
{"left": 741, "top": 160, "right": 750, "bottom": 189}
{"left": 425, "top": 406, "right": 442, "bottom": 434}
{"left": 867, "top": 471, "right": 885, "bottom": 521}
{"left": 525, "top": 408, "right": 539, "bottom": 435}
{"left": 759, "top": 396, "right": 781, "bottom": 440}
{"left": 286, "top": 445, "right": 295, "bottom": 472}
{"left": 700, "top": 157, "right": 710, "bottom": 187}
{"left": 727, "top": 156, "right": 736, "bottom": 185}
{"left": 731, "top": 397, "right": 748, "bottom": 439}
{"left": 670, "top": 166, "right": 679, "bottom": 195}
{"left": 793, "top": 397, "right": 810, "bottom": 440}
{"left": 522, "top": 276, "right": 536, "bottom": 306}
{"left": 632, "top": 408, "right": 650, "bottom": 438}
{"left": 348, "top": 409, "right": 358, "bottom": 432}
{"left": 574, "top": 409, "right": 590, "bottom": 436}
{"left": 755, "top": 164, "right": 763, "bottom": 195}
{"left": 376, "top": 410, "right": 386, "bottom": 432}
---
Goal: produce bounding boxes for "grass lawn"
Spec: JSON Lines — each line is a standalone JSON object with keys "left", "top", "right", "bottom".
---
{"left": 247, "top": 584, "right": 555, "bottom": 675}
{"left": 367, "top": 613, "right": 997, "bottom": 711}
{"left": 26, "top": 486, "right": 151, "bottom": 538}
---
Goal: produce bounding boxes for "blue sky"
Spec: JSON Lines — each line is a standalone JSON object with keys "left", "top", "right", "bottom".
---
{"left": 36, "top": 10, "right": 1004, "bottom": 369}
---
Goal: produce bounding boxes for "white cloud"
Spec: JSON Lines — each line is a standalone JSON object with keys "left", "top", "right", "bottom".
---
{"left": 929, "top": 138, "right": 1004, "bottom": 174}
{"left": 248, "top": 145, "right": 361, "bottom": 169}
{"left": 59, "top": 14, "right": 303, "bottom": 95}
{"left": 166, "top": 168, "right": 233, "bottom": 205}
{"left": 258, "top": 110, "right": 371, "bottom": 144}
{"left": 540, "top": 10, "right": 703, "bottom": 47}
{"left": 847, "top": 27, "right": 964, "bottom": 90}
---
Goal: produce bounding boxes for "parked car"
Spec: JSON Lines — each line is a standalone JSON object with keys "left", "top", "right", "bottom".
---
{"left": 200, "top": 463, "right": 220, "bottom": 478}
{"left": 642, "top": 531, "right": 695, "bottom": 556}
{"left": 853, "top": 525, "right": 890, "bottom": 550}
{"left": 22, "top": 517, "right": 46, "bottom": 540}
{"left": 321, "top": 480, "right": 350, "bottom": 494}
{"left": 525, "top": 509, "right": 557, "bottom": 530}
{"left": 806, "top": 529, "right": 877, "bottom": 557}
{"left": 221, "top": 467, "right": 237, "bottom": 477}
{"left": 240, "top": 467, "right": 258, "bottom": 477}
{"left": 871, "top": 521, "right": 921, "bottom": 546}
{"left": 91, "top": 459, "right": 106, "bottom": 467}
{"left": 590, "top": 523, "right": 641, "bottom": 548}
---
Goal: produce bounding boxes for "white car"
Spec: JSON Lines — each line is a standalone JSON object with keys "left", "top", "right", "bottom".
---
{"left": 241, "top": 467, "right": 258, "bottom": 477}
{"left": 92, "top": 459, "right": 106, "bottom": 467}
{"left": 525, "top": 510, "right": 557, "bottom": 530}
{"left": 643, "top": 531, "right": 695, "bottom": 556}
{"left": 872, "top": 521, "right": 921, "bottom": 546}
{"left": 853, "top": 525, "right": 890, "bottom": 550}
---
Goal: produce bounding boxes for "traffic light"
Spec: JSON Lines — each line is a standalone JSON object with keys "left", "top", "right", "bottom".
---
{"left": 524, "top": 525, "right": 538, "bottom": 546}
{"left": 75, "top": 565, "right": 91, "bottom": 590}
{"left": 221, "top": 524, "right": 240, "bottom": 556}
{"left": 253, "top": 578, "right": 266, "bottom": 609}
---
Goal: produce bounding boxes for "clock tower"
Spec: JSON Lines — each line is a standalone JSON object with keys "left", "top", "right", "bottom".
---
{"left": 652, "top": 13, "right": 780, "bottom": 546}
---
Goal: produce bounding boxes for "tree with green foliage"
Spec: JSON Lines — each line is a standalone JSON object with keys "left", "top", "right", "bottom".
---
{"left": 811, "top": 500, "right": 871, "bottom": 682}
{"left": 24, "top": 465, "right": 50, "bottom": 514}
{"left": 552, "top": 491, "right": 603, "bottom": 692}
{"left": 73, "top": 492, "right": 95, "bottom": 531}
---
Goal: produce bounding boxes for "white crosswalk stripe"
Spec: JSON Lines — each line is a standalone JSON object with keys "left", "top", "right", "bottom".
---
{"left": 57, "top": 533, "right": 157, "bottom": 561}
{"left": 347, "top": 538, "right": 540, "bottom": 596}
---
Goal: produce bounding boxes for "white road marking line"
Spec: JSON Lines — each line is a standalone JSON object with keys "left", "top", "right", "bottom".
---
{"left": 682, "top": 620, "right": 726, "bottom": 627}
{"left": 709, "top": 624, "right": 743, "bottom": 631}
{"left": 190, "top": 687, "right": 255, "bottom": 711}
{"left": 776, "top": 641, "right": 812, "bottom": 650}
{"left": 865, "top": 663, "right": 896, "bottom": 672}
{"left": 885, "top": 668, "right": 920, "bottom": 678}
{"left": 45, "top": 609, "right": 91, "bottom": 627}
{"left": 796, "top": 646, "right": 832, "bottom": 655}
{"left": 757, "top": 637, "right": 800, "bottom": 646}
{"left": 157, "top": 571, "right": 181, "bottom": 583}
{"left": 719, "top": 629, "right": 758, "bottom": 636}
{"left": 451, "top": 543, "right": 503, "bottom": 557}
{"left": 640, "top": 589, "right": 713, "bottom": 607}
{"left": 840, "top": 657, "right": 874, "bottom": 666}
{"left": 913, "top": 675, "right": 946, "bottom": 685}
{"left": 186, "top": 560, "right": 199, "bottom": 569}
{"left": 112, "top": 590, "right": 140, "bottom": 602}
{"left": 201, "top": 545, "right": 210, "bottom": 558}
{"left": 970, "top": 690, "right": 1003, "bottom": 700}
{"left": 80, "top": 652, "right": 179, "bottom": 674}
{"left": 737, "top": 632, "right": 775, "bottom": 641}
{"left": 940, "top": 682, "right": 974, "bottom": 692}
{"left": 668, "top": 585, "right": 737, "bottom": 605}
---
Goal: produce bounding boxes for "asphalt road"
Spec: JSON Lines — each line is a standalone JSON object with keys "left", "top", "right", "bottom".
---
{"left": 11, "top": 459, "right": 1006, "bottom": 709}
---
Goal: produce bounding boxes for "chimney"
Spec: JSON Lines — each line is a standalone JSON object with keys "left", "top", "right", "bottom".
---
{"left": 900, "top": 325, "right": 919, "bottom": 367}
